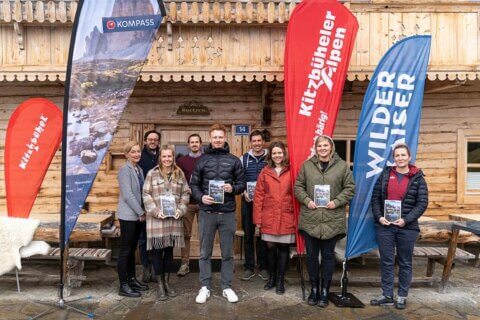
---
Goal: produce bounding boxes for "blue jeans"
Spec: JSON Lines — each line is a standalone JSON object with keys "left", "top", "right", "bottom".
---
{"left": 376, "top": 226, "right": 419, "bottom": 297}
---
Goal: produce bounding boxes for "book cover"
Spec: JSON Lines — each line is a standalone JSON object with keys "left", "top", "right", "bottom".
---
{"left": 160, "top": 194, "right": 177, "bottom": 217}
{"left": 247, "top": 181, "right": 257, "bottom": 200}
{"left": 209, "top": 180, "right": 225, "bottom": 204}
{"left": 314, "top": 185, "right": 330, "bottom": 207}
{"left": 384, "top": 200, "right": 402, "bottom": 222}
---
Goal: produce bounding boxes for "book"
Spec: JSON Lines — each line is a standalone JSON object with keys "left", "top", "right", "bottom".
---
{"left": 384, "top": 200, "right": 401, "bottom": 222}
{"left": 247, "top": 181, "right": 257, "bottom": 200}
{"left": 314, "top": 185, "right": 330, "bottom": 207}
{"left": 160, "top": 194, "right": 177, "bottom": 217}
{"left": 209, "top": 180, "right": 225, "bottom": 204}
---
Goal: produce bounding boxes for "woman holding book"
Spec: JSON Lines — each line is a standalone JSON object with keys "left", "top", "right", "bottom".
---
{"left": 370, "top": 143, "right": 428, "bottom": 310}
{"left": 117, "top": 141, "right": 149, "bottom": 298}
{"left": 253, "top": 141, "right": 295, "bottom": 294}
{"left": 143, "top": 145, "right": 190, "bottom": 301}
{"left": 294, "top": 135, "right": 355, "bottom": 308}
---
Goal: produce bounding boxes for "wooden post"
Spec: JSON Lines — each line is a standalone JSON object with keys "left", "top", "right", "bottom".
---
{"left": 439, "top": 228, "right": 460, "bottom": 293}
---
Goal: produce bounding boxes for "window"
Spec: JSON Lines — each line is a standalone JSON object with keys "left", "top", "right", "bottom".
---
{"left": 333, "top": 136, "right": 356, "bottom": 170}
{"left": 457, "top": 129, "right": 480, "bottom": 204}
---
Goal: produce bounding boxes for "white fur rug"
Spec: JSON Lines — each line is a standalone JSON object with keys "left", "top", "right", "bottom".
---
{"left": 0, "top": 217, "right": 49, "bottom": 276}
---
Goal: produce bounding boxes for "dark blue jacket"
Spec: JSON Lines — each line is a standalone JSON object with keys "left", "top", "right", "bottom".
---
{"left": 190, "top": 142, "right": 246, "bottom": 213}
{"left": 241, "top": 149, "right": 268, "bottom": 182}
{"left": 138, "top": 147, "right": 159, "bottom": 178}
{"left": 371, "top": 166, "right": 428, "bottom": 231}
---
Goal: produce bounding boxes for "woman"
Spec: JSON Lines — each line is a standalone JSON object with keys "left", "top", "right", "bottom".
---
{"left": 253, "top": 141, "right": 295, "bottom": 295}
{"left": 370, "top": 143, "right": 428, "bottom": 310}
{"left": 143, "top": 145, "right": 190, "bottom": 301}
{"left": 294, "top": 135, "right": 355, "bottom": 307}
{"left": 117, "top": 141, "right": 149, "bottom": 297}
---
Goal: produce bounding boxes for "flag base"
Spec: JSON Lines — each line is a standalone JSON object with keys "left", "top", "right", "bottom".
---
{"left": 329, "top": 292, "right": 365, "bottom": 308}
{"left": 29, "top": 296, "right": 94, "bottom": 319}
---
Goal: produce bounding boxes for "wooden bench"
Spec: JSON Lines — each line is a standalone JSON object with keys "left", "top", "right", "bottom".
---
{"left": 23, "top": 247, "right": 112, "bottom": 296}
{"left": 413, "top": 246, "right": 476, "bottom": 277}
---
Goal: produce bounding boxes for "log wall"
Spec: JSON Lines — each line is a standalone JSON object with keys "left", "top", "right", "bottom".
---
{"left": 1, "top": 79, "right": 480, "bottom": 220}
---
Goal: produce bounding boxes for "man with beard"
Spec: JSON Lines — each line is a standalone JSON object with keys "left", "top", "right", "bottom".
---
{"left": 137, "top": 130, "right": 161, "bottom": 282}
{"left": 239, "top": 130, "right": 268, "bottom": 281}
{"left": 176, "top": 133, "right": 204, "bottom": 276}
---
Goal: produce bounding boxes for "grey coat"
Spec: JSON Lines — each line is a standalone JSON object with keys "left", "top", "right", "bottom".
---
{"left": 117, "top": 161, "right": 144, "bottom": 221}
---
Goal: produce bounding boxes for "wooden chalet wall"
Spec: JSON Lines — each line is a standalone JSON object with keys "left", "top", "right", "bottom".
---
{"left": 1, "top": 79, "right": 480, "bottom": 221}
{"left": 0, "top": 0, "right": 479, "bottom": 221}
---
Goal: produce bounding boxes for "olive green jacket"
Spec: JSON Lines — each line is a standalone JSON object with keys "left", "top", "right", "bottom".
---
{"left": 294, "top": 153, "right": 355, "bottom": 240}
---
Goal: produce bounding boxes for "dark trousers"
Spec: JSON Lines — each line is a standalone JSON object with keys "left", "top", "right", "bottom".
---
{"left": 376, "top": 226, "right": 419, "bottom": 297}
{"left": 199, "top": 211, "right": 236, "bottom": 290}
{"left": 152, "top": 247, "right": 174, "bottom": 275}
{"left": 265, "top": 241, "right": 290, "bottom": 278}
{"left": 241, "top": 199, "right": 266, "bottom": 271}
{"left": 138, "top": 221, "right": 151, "bottom": 268}
{"left": 303, "top": 231, "right": 337, "bottom": 283}
{"left": 117, "top": 219, "right": 142, "bottom": 284}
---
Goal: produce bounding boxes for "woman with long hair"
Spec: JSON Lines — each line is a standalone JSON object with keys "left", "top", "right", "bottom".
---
{"left": 370, "top": 143, "right": 428, "bottom": 309}
{"left": 294, "top": 135, "right": 355, "bottom": 307}
{"left": 143, "top": 145, "right": 190, "bottom": 301}
{"left": 117, "top": 141, "right": 149, "bottom": 297}
{"left": 253, "top": 141, "right": 295, "bottom": 294}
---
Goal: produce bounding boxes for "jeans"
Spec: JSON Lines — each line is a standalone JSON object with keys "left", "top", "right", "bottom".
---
{"left": 241, "top": 199, "right": 266, "bottom": 271}
{"left": 303, "top": 231, "right": 337, "bottom": 283}
{"left": 117, "top": 219, "right": 142, "bottom": 284}
{"left": 376, "top": 225, "right": 419, "bottom": 297}
{"left": 198, "top": 210, "right": 236, "bottom": 290}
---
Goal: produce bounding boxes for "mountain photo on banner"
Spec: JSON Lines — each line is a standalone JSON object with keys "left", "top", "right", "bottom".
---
{"left": 63, "top": 0, "right": 166, "bottom": 243}
{"left": 284, "top": 0, "right": 358, "bottom": 253}
{"left": 345, "top": 35, "right": 431, "bottom": 259}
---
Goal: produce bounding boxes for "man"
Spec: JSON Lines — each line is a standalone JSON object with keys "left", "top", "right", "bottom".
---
{"left": 240, "top": 130, "right": 268, "bottom": 281}
{"left": 176, "top": 133, "right": 203, "bottom": 276}
{"left": 190, "top": 124, "right": 246, "bottom": 304}
{"left": 137, "top": 130, "right": 161, "bottom": 283}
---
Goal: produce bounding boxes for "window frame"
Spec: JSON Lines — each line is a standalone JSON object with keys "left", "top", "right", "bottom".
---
{"left": 332, "top": 134, "right": 356, "bottom": 168}
{"left": 457, "top": 129, "right": 480, "bottom": 204}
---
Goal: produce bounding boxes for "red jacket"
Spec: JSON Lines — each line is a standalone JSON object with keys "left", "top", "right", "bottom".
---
{"left": 253, "top": 166, "right": 296, "bottom": 235}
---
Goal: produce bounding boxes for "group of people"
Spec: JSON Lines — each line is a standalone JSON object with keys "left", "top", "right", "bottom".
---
{"left": 116, "top": 123, "right": 428, "bottom": 310}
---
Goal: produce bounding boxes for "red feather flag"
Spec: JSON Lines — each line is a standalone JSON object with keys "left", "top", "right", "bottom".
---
{"left": 284, "top": 0, "right": 358, "bottom": 253}
{"left": 4, "top": 98, "right": 62, "bottom": 218}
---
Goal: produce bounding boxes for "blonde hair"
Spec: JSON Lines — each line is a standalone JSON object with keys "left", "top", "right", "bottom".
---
{"left": 123, "top": 141, "right": 140, "bottom": 155}
{"left": 314, "top": 135, "right": 334, "bottom": 159}
{"left": 158, "top": 145, "right": 184, "bottom": 181}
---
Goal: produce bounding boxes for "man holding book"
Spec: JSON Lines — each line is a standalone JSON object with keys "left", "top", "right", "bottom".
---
{"left": 176, "top": 133, "right": 204, "bottom": 276}
{"left": 190, "top": 124, "right": 246, "bottom": 304}
{"left": 239, "top": 130, "right": 269, "bottom": 281}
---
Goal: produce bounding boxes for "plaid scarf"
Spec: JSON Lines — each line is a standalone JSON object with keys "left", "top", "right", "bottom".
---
{"left": 143, "top": 166, "right": 190, "bottom": 249}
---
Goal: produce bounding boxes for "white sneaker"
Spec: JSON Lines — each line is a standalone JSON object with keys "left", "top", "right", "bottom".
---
{"left": 222, "top": 288, "right": 239, "bottom": 303}
{"left": 195, "top": 286, "right": 210, "bottom": 304}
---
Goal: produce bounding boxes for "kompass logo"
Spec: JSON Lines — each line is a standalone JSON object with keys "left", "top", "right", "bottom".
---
{"left": 102, "top": 15, "right": 161, "bottom": 33}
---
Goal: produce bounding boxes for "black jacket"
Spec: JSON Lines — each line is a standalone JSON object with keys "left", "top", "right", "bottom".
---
{"left": 371, "top": 166, "right": 428, "bottom": 231}
{"left": 190, "top": 142, "right": 246, "bottom": 213}
{"left": 138, "top": 147, "right": 159, "bottom": 178}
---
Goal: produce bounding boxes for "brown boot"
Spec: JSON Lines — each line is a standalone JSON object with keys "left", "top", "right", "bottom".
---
{"left": 156, "top": 275, "right": 168, "bottom": 301}
{"left": 162, "top": 274, "right": 177, "bottom": 297}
